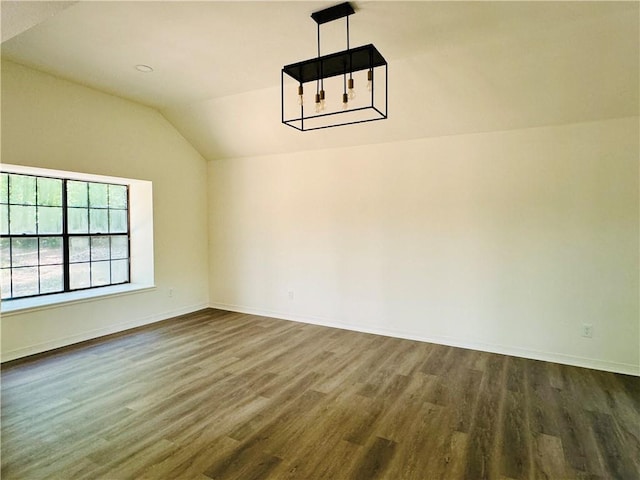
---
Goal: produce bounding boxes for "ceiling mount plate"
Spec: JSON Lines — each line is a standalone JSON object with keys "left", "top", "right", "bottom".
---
{"left": 311, "top": 2, "right": 355, "bottom": 25}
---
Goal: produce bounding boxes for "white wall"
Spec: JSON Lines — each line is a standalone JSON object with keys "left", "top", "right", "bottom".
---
{"left": 1, "top": 60, "right": 210, "bottom": 361}
{"left": 209, "top": 116, "right": 639, "bottom": 375}
{"left": 2, "top": 59, "right": 637, "bottom": 376}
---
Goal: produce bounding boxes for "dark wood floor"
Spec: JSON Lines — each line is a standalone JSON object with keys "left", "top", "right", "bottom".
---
{"left": 1, "top": 309, "right": 638, "bottom": 479}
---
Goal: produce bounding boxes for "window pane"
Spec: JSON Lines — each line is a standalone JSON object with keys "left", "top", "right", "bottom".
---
{"left": 40, "top": 237, "right": 63, "bottom": 265}
{"left": 109, "top": 184, "right": 127, "bottom": 209}
{"left": 68, "top": 207, "right": 88, "bottom": 234}
{"left": 109, "top": 185, "right": 127, "bottom": 209}
{"left": 70, "top": 262, "right": 90, "bottom": 290}
{"left": 1, "top": 174, "right": 132, "bottom": 298}
{"left": 1, "top": 238, "right": 10, "bottom": 268}
{"left": 12, "top": 238, "right": 38, "bottom": 267}
{"left": 1, "top": 268, "right": 10, "bottom": 299}
{"left": 40, "top": 265, "right": 63, "bottom": 294}
{"left": 12, "top": 266, "right": 39, "bottom": 297}
{"left": 109, "top": 209, "right": 127, "bottom": 233}
{"left": 9, "top": 205, "right": 37, "bottom": 234}
{"left": 111, "top": 235, "right": 128, "bottom": 259}
{"left": 69, "top": 236, "right": 90, "bottom": 263}
{"left": 111, "top": 259, "right": 129, "bottom": 284}
{"left": 0, "top": 173, "right": 8, "bottom": 204}
{"left": 0, "top": 173, "right": 132, "bottom": 299}
{"left": 89, "top": 209, "right": 108, "bottom": 233}
{"left": 37, "top": 177, "right": 62, "bottom": 206}
{"left": 91, "top": 237, "right": 110, "bottom": 261}
{"left": 1, "top": 205, "right": 7, "bottom": 235}
{"left": 89, "top": 183, "right": 108, "bottom": 208}
{"left": 38, "top": 206, "right": 63, "bottom": 234}
{"left": 67, "top": 181, "right": 88, "bottom": 207}
{"left": 91, "top": 261, "right": 110, "bottom": 287}
{"left": 9, "top": 175, "right": 36, "bottom": 205}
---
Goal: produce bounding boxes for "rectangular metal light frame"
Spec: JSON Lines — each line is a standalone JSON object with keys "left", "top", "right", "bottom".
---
{"left": 281, "top": 44, "right": 388, "bottom": 131}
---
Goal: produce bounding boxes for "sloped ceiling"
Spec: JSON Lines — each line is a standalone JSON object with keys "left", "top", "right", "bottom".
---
{"left": 2, "top": 1, "right": 638, "bottom": 161}
{"left": 0, "top": 1, "right": 77, "bottom": 42}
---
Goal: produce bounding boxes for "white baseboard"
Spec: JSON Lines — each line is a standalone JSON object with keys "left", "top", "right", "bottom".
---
{"left": 1, "top": 303, "right": 208, "bottom": 363}
{"left": 209, "top": 302, "right": 640, "bottom": 377}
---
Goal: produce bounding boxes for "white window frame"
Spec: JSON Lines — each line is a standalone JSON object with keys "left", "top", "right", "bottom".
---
{"left": 1, "top": 164, "right": 154, "bottom": 314}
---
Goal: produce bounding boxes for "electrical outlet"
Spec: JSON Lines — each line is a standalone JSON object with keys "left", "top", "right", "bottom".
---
{"left": 169, "top": 288, "right": 174, "bottom": 298}
{"left": 581, "top": 323, "right": 593, "bottom": 338}
{"left": 288, "top": 290, "right": 294, "bottom": 301}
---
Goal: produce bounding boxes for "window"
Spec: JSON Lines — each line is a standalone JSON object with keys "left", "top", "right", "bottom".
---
{"left": 1, "top": 172, "right": 130, "bottom": 300}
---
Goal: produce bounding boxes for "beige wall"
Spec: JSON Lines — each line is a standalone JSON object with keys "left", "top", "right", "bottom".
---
{"left": 2, "top": 60, "right": 638, "bottom": 376}
{"left": 1, "top": 61, "right": 210, "bottom": 360}
{"left": 209, "top": 116, "right": 639, "bottom": 375}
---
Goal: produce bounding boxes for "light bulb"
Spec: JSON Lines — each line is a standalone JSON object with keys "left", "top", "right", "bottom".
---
{"left": 342, "top": 92, "right": 348, "bottom": 110}
{"left": 320, "top": 90, "right": 326, "bottom": 111}
{"left": 348, "top": 78, "right": 355, "bottom": 100}
{"left": 367, "top": 70, "right": 373, "bottom": 92}
{"left": 297, "top": 85, "right": 304, "bottom": 106}
{"left": 315, "top": 93, "right": 321, "bottom": 113}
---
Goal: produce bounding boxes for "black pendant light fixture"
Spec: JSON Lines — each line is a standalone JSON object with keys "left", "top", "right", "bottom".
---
{"left": 281, "top": 2, "right": 388, "bottom": 131}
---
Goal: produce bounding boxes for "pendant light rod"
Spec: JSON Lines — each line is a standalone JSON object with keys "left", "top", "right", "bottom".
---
{"left": 346, "top": 14, "right": 350, "bottom": 50}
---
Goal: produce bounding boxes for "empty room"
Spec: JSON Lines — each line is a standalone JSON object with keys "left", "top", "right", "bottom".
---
{"left": 1, "top": 1, "right": 638, "bottom": 479}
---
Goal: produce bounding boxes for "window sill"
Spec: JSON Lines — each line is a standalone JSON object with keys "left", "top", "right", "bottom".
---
{"left": 1, "top": 284, "right": 156, "bottom": 315}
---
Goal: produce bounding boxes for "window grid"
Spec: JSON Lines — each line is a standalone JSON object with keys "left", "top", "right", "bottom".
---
{"left": 0, "top": 172, "right": 130, "bottom": 300}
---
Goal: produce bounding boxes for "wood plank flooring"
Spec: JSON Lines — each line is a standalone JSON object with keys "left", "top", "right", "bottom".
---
{"left": 1, "top": 309, "right": 639, "bottom": 479}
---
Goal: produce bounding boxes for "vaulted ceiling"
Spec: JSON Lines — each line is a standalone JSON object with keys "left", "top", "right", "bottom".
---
{"left": 2, "top": 1, "right": 638, "bottom": 161}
